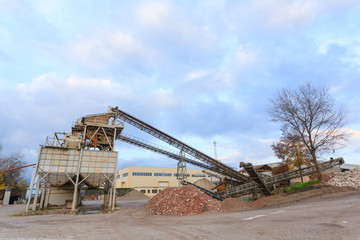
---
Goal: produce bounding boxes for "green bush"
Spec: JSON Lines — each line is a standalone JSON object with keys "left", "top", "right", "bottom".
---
{"left": 283, "top": 180, "right": 319, "bottom": 193}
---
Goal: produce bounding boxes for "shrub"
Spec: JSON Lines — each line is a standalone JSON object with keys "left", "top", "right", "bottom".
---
{"left": 283, "top": 180, "right": 319, "bottom": 193}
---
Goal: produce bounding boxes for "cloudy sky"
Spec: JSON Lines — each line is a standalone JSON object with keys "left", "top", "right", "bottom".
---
{"left": 1, "top": 0, "right": 360, "bottom": 179}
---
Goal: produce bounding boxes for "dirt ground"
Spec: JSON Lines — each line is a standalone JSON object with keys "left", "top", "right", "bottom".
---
{"left": 0, "top": 186, "right": 359, "bottom": 240}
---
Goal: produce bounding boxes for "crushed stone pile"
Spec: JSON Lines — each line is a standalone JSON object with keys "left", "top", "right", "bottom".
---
{"left": 193, "top": 178, "right": 215, "bottom": 191}
{"left": 118, "top": 189, "right": 150, "bottom": 201}
{"left": 327, "top": 168, "right": 360, "bottom": 189}
{"left": 145, "top": 185, "right": 221, "bottom": 216}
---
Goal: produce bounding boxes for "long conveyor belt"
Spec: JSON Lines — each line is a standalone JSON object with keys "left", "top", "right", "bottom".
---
{"left": 181, "top": 180, "right": 225, "bottom": 201}
{"left": 118, "top": 133, "right": 216, "bottom": 172}
{"left": 220, "top": 157, "right": 344, "bottom": 197}
{"left": 111, "top": 106, "right": 252, "bottom": 183}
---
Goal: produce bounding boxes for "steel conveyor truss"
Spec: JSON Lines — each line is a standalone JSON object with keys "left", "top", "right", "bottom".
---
{"left": 220, "top": 157, "right": 344, "bottom": 198}
{"left": 118, "top": 133, "right": 218, "bottom": 172}
{"left": 111, "top": 106, "right": 252, "bottom": 183}
{"left": 181, "top": 180, "right": 225, "bottom": 201}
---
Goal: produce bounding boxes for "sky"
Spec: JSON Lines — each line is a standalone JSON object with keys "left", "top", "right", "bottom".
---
{"left": 1, "top": 0, "right": 360, "bottom": 180}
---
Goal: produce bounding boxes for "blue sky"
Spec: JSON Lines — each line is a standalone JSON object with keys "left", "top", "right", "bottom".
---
{"left": 1, "top": 0, "right": 360, "bottom": 179}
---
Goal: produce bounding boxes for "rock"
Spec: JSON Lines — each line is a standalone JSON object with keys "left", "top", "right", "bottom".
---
{"left": 327, "top": 168, "right": 360, "bottom": 189}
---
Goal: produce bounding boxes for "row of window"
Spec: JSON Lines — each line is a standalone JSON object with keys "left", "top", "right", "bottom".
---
{"left": 140, "top": 189, "right": 162, "bottom": 194}
{"left": 132, "top": 172, "right": 152, "bottom": 176}
{"left": 119, "top": 172, "right": 210, "bottom": 177}
{"left": 154, "top": 173, "right": 172, "bottom": 177}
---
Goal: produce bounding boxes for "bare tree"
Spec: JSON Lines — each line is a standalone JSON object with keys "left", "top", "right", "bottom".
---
{"left": 0, "top": 144, "right": 25, "bottom": 187}
{"left": 268, "top": 83, "right": 348, "bottom": 182}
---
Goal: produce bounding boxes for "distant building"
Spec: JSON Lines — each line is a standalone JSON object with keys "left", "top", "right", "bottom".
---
{"left": 340, "top": 163, "right": 360, "bottom": 172}
{"left": 115, "top": 166, "right": 212, "bottom": 197}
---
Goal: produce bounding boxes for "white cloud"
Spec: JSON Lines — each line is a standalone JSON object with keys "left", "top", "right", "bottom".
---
{"left": 219, "top": 152, "right": 242, "bottom": 165}
{"left": 251, "top": 0, "right": 316, "bottom": 29}
{"left": 67, "top": 76, "right": 111, "bottom": 87}
{"left": 236, "top": 46, "right": 257, "bottom": 66}
{"left": 17, "top": 73, "right": 115, "bottom": 92}
{"left": 136, "top": 0, "right": 173, "bottom": 28}
{"left": 241, "top": 0, "right": 359, "bottom": 30}
{"left": 72, "top": 31, "right": 150, "bottom": 68}
{"left": 185, "top": 70, "right": 209, "bottom": 80}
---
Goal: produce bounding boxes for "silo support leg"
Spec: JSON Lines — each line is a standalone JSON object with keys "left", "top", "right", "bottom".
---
{"left": 32, "top": 180, "right": 40, "bottom": 211}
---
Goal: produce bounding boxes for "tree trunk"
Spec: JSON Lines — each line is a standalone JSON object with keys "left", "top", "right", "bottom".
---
{"left": 299, "top": 165, "right": 303, "bottom": 183}
{"left": 311, "top": 152, "right": 323, "bottom": 183}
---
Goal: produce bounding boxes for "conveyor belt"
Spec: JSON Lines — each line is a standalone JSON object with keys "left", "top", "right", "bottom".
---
{"left": 181, "top": 180, "right": 225, "bottom": 201}
{"left": 118, "top": 133, "right": 216, "bottom": 172}
{"left": 220, "top": 157, "right": 344, "bottom": 197}
{"left": 243, "top": 163, "right": 271, "bottom": 196}
{"left": 112, "top": 107, "right": 251, "bottom": 183}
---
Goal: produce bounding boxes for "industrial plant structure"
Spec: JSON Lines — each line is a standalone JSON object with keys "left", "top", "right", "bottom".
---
{"left": 26, "top": 108, "right": 123, "bottom": 212}
{"left": 26, "top": 106, "right": 345, "bottom": 213}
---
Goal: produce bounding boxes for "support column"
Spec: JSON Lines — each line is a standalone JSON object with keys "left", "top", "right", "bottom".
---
{"left": 108, "top": 188, "right": 113, "bottom": 210}
{"left": 32, "top": 178, "right": 40, "bottom": 211}
{"left": 44, "top": 187, "right": 51, "bottom": 208}
{"left": 71, "top": 149, "right": 84, "bottom": 212}
{"left": 26, "top": 147, "right": 42, "bottom": 212}
{"left": 112, "top": 183, "right": 116, "bottom": 211}
{"left": 39, "top": 183, "right": 46, "bottom": 209}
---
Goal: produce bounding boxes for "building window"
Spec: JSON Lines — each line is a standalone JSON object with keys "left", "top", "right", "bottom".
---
{"left": 191, "top": 174, "right": 206, "bottom": 177}
{"left": 158, "top": 181, "right": 169, "bottom": 187}
{"left": 154, "top": 173, "right": 172, "bottom": 177}
{"left": 147, "top": 189, "right": 150, "bottom": 193}
{"left": 140, "top": 190, "right": 146, "bottom": 193}
{"left": 174, "top": 173, "right": 190, "bottom": 177}
{"left": 122, "top": 173, "right": 128, "bottom": 177}
{"left": 152, "top": 189, "right": 157, "bottom": 193}
{"left": 132, "top": 172, "right": 152, "bottom": 176}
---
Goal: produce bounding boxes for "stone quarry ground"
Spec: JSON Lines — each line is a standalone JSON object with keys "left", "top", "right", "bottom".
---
{"left": 1, "top": 184, "right": 360, "bottom": 240}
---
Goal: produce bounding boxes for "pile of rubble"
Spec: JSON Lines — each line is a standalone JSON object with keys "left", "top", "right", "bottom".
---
{"left": 145, "top": 185, "right": 221, "bottom": 216}
{"left": 327, "top": 168, "right": 360, "bottom": 189}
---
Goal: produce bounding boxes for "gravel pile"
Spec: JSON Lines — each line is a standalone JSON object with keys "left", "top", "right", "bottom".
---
{"left": 145, "top": 185, "right": 221, "bottom": 216}
{"left": 119, "top": 189, "right": 150, "bottom": 201}
{"left": 193, "top": 178, "right": 215, "bottom": 191}
{"left": 327, "top": 168, "right": 360, "bottom": 189}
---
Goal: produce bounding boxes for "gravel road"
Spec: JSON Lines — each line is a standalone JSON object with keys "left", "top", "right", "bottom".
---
{"left": 0, "top": 191, "right": 359, "bottom": 240}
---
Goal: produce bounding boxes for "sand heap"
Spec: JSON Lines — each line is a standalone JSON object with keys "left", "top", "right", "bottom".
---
{"left": 145, "top": 185, "right": 221, "bottom": 216}
{"left": 193, "top": 178, "right": 215, "bottom": 191}
{"left": 327, "top": 168, "right": 360, "bottom": 189}
{"left": 118, "top": 189, "right": 150, "bottom": 201}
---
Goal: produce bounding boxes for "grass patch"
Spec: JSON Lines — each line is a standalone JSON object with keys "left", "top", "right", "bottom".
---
{"left": 283, "top": 180, "right": 319, "bottom": 193}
